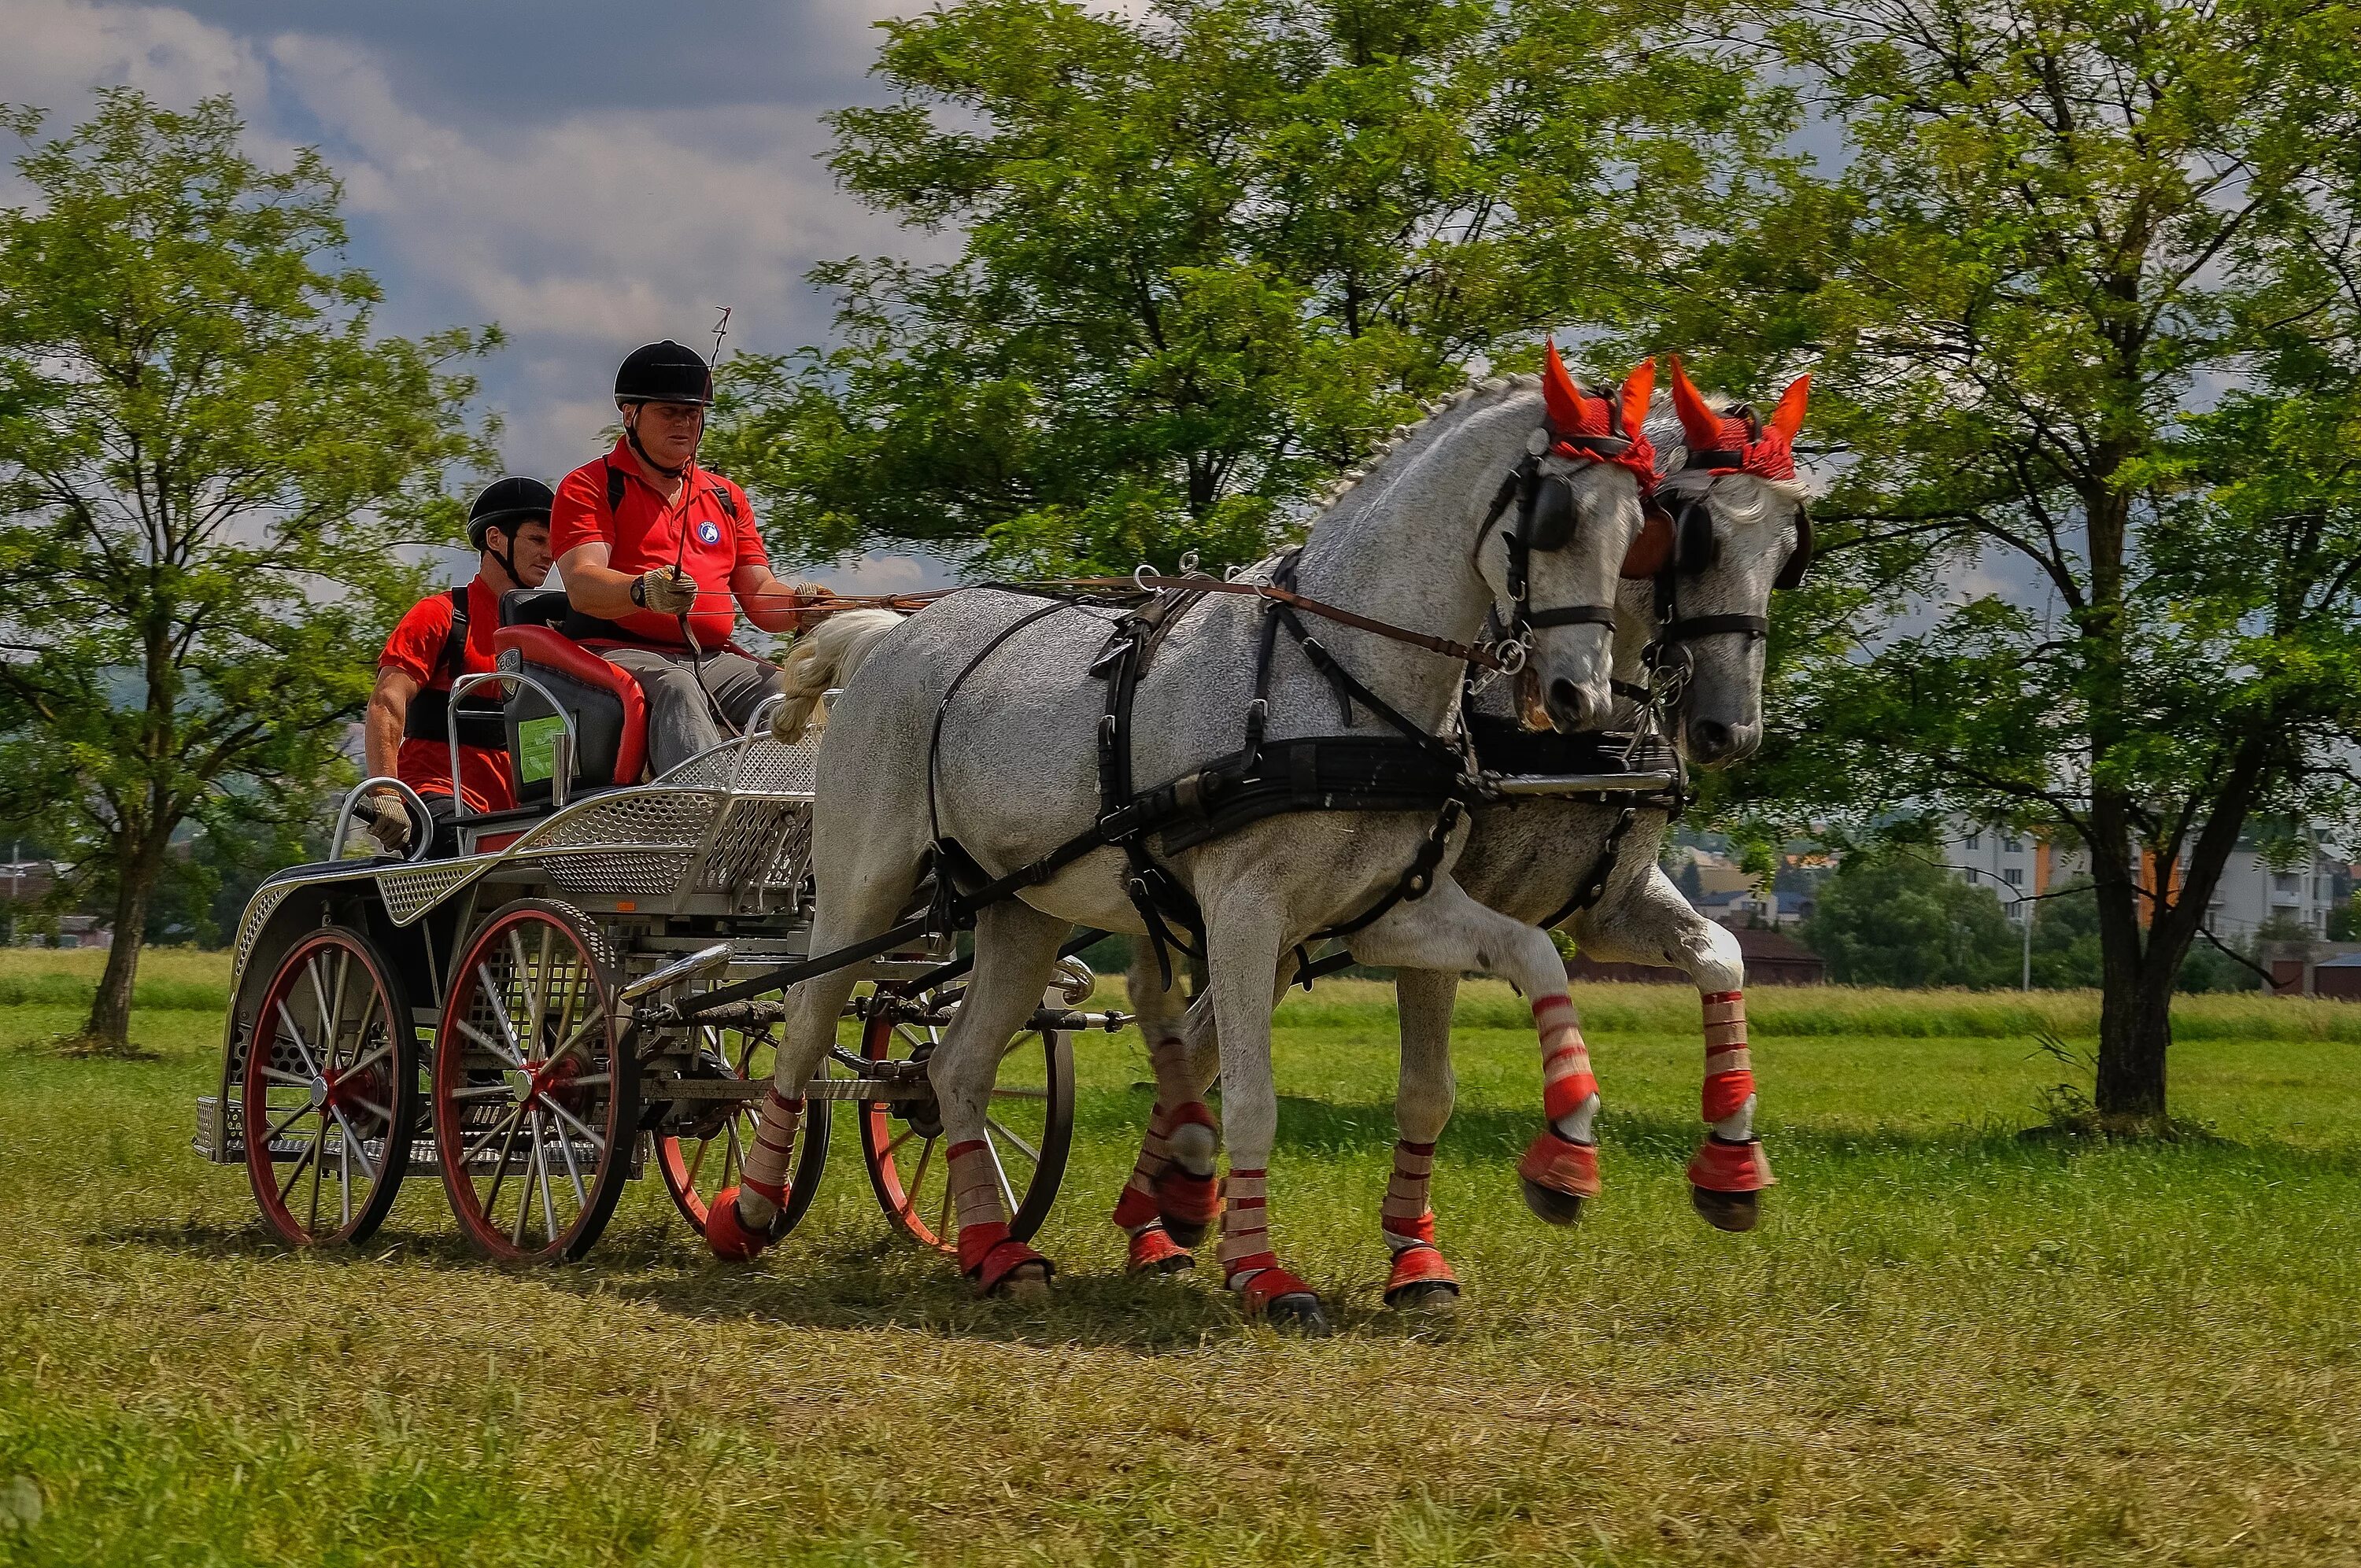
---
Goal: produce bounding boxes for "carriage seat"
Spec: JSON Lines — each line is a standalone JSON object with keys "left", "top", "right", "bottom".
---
{"left": 493, "top": 590, "right": 648, "bottom": 802}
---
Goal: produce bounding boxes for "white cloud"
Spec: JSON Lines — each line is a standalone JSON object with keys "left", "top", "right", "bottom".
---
{"left": 0, "top": 0, "right": 263, "bottom": 113}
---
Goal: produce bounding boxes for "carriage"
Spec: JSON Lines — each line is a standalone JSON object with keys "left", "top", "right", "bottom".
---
{"left": 192, "top": 588, "right": 1121, "bottom": 1264}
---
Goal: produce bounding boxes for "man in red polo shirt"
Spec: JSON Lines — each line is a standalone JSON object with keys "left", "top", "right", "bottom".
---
{"left": 360, "top": 477, "right": 556, "bottom": 853}
{"left": 549, "top": 341, "right": 829, "bottom": 777}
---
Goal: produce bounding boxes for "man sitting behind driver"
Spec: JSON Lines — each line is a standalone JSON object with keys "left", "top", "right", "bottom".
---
{"left": 549, "top": 340, "right": 827, "bottom": 776}
{"left": 362, "top": 477, "right": 556, "bottom": 853}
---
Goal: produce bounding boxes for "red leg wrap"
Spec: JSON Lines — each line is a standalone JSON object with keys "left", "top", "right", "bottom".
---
{"left": 1111, "top": 1101, "right": 1177, "bottom": 1233}
{"left": 1534, "top": 996, "right": 1598, "bottom": 1122}
{"left": 1518, "top": 1130, "right": 1603, "bottom": 1198}
{"left": 1153, "top": 1101, "right": 1221, "bottom": 1227}
{"left": 955, "top": 1219, "right": 1053, "bottom": 1293}
{"left": 1385, "top": 1244, "right": 1459, "bottom": 1299}
{"left": 1126, "top": 1223, "right": 1194, "bottom": 1274}
{"left": 1699, "top": 990, "right": 1754, "bottom": 1123}
{"left": 704, "top": 1185, "right": 775, "bottom": 1261}
{"left": 1687, "top": 1136, "right": 1775, "bottom": 1194}
{"left": 1110, "top": 1184, "right": 1162, "bottom": 1232}
{"left": 1236, "top": 1264, "right": 1317, "bottom": 1315}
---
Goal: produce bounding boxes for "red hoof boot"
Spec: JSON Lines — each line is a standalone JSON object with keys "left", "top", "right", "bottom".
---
{"left": 1155, "top": 1169, "right": 1221, "bottom": 1248}
{"left": 1517, "top": 1131, "right": 1601, "bottom": 1227}
{"left": 1687, "top": 1138, "right": 1773, "bottom": 1232}
{"left": 959, "top": 1223, "right": 1055, "bottom": 1299}
{"left": 1236, "top": 1266, "right": 1329, "bottom": 1336}
{"left": 704, "top": 1186, "right": 779, "bottom": 1261}
{"left": 1126, "top": 1223, "right": 1195, "bottom": 1275}
{"left": 1384, "top": 1245, "right": 1461, "bottom": 1313}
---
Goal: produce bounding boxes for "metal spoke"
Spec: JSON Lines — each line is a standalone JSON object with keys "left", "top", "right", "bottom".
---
{"left": 985, "top": 1137, "right": 1020, "bottom": 1218}
{"left": 722, "top": 1115, "right": 745, "bottom": 1187}
{"left": 530, "top": 1110, "right": 560, "bottom": 1242}
{"left": 508, "top": 928, "right": 539, "bottom": 1051}
{"left": 342, "top": 1041, "right": 394, "bottom": 1079}
{"left": 459, "top": 1101, "right": 527, "bottom": 1168}
{"left": 477, "top": 964, "right": 527, "bottom": 1063}
{"left": 935, "top": 1151, "right": 955, "bottom": 1242}
{"left": 263, "top": 1066, "right": 312, "bottom": 1088}
{"left": 329, "top": 1104, "right": 380, "bottom": 1184}
{"left": 684, "top": 1128, "right": 714, "bottom": 1192}
{"left": 512, "top": 1116, "right": 538, "bottom": 1247}
{"left": 552, "top": 946, "right": 582, "bottom": 1067}
{"left": 306, "top": 1118, "right": 327, "bottom": 1232}
{"left": 455, "top": 1016, "right": 525, "bottom": 1068}
{"left": 985, "top": 1116, "right": 1040, "bottom": 1166}
{"left": 552, "top": 1104, "right": 589, "bottom": 1208}
{"left": 260, "top": 1098, "right": 317, "bottom": 1149}
{"left": 327, "top": 946, "right": 355, "bottom": 1063}
{"left": 907, "top": 1137, "right": 935, "bottom": 1219}
{"left": 883, "top": 1125, "right": 918, "bottom": 1160}
{"left": 477, "top": 1104, "right": 528, "bottom": 1223}
{"left": 540, "top": 1093, "right": 608, "bottom": 1154}
{"left": 338, "top": 1123, "right": 353, "bottom": 1227}
{"left": 305, "top": 953, "right": 338, "bottom": 1059}
{"left": 542, "top": 1003, "right": 608, "bottom": 1072}
{"left": 275, "top": 1000, "right": 322, "bottom": 1080}
{"left": 445, "top": 1083, "right": 512, "bottom": 1101}
{"left": 276, "top": 1119, "right": 320, "bottom": 1205}
{"left": 347, "top": 1094, "right": 394, "bottom": 1127}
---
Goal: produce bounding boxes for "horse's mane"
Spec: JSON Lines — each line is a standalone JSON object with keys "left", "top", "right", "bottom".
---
{"left": 1303, "top": 372, "right": 1545, "bottom": 526}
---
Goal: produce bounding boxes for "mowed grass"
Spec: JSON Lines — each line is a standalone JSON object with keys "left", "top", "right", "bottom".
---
{"left": 2, "top": 961, "right": 2359, "bottom": 1565}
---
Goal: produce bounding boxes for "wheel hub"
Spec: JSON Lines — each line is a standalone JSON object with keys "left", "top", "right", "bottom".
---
{"left": 308, "top": 1074, "right": 333, "bottom": 1109}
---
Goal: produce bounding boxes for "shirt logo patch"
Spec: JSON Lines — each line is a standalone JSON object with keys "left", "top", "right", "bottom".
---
{"left": 696, "top": 518, "right": 723, "bottom": 547}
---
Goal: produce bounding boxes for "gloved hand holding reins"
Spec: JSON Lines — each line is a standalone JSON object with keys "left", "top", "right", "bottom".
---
{"left": 631, "top": 566, "right": 699, "bottom": 616}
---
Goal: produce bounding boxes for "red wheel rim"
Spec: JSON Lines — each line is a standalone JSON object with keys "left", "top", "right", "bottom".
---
{"left": 859, "top": 1001, "right": 1062, "bottom": 1252}
{"left": 242, "top": 930, "right": 408, "bottom": 1246}
{"left": 432, "top": 906, "right": 624, "bottom": 1262}
{"left": 655, "top": 1024, "right": 777, "bottom": 1232}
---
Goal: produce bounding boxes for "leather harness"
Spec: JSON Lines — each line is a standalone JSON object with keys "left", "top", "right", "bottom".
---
{"left": 401, "top": 585, "right": 508, "bottom": 749}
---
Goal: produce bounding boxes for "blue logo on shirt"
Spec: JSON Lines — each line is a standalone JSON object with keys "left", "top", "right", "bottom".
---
{"left": 696, "top": 518, "right": 722, "bottom": 547}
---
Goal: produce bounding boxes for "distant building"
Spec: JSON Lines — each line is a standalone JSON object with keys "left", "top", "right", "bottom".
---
{"left": 1940, "top": 817, "right": 2345, "bottom": 939}
{"left": 1566, "top": 926, "right": 1824, "bottom": 986}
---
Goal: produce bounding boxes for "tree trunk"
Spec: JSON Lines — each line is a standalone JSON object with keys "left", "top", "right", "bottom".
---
{"left": 81, "top": 836, "right": 164, "bottom": 1053}
{"left": 2094, "top": 957, "right": 2172, "bottom": 1124}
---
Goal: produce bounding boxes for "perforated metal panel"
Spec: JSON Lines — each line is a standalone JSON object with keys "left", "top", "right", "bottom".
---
{"left": 375, "top": 859, "right": 487, "bottom": 925}
{"left": 521, "top": 790, "right": 718, "bottom": 850}
{"left": 231, "top": 882, "right": 295, "bottom": 987}
{"left": 737, "top": 736, "right": 820, "bottom": 796}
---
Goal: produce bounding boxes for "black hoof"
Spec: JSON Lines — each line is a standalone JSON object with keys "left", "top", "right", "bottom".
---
{"left": 1146, "top": 1249, "right": 1195, "bottom": 1275}
{"left": 1690, "top": 1185, "right": 1761, "bottom": 1233}
{"left": 988, "top": 1261, "right": 1052, "bottom": 1301}
{"left": 1160, "top": 1214, "right": 1210, "bottom": 1249}
{"left": 1384, "top": 1278, "right": 1461, "bottom": 1315}
{"left": 1520, "top": 1177, "right": 1587, "bottom": 1226}
{"left": 1260, "top": 1292, "right": 1332, "bottom": 1336}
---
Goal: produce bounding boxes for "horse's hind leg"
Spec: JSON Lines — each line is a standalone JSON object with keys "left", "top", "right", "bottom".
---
{"left": 1570, "top": 866, "right": 1771, "bottom": 1230}
{"left": 1348, "top": 880, "right": 1605, "bottom": 1227}
{"left": 1382, "top": 968, "right": 1462, "bottom": 1312}
{"left": 708, "top": 832, "right": 929, "bottom": 1260}
{"left": 929, "top": 898, "right": 1072, "bottom": 1297}
{"left": 1111, "top": 946, "right": 1221, "bottom": 1272}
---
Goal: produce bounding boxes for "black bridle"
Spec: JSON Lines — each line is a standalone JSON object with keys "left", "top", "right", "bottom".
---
{"left": 1474, "top": 391, "right": 1647, "bottom": 662}
{"left": 1652, "top": 413, "right": 1814, "bottom": 659}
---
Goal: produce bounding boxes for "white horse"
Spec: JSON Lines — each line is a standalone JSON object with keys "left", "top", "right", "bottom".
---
{"left": 1111, "top": 360, "right": 1815, "bottom": 1309}
{"left": 708, "top": 351, "right": 1661, "bottom": 1332}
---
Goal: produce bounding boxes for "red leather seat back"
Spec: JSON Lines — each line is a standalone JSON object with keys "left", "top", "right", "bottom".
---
{"left": 492, "top": 625, "right": 648, "bottom": 795}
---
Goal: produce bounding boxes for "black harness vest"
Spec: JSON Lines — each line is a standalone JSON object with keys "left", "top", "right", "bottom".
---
{"left": 401, "top": 585, "right": 507, "bottom": 749}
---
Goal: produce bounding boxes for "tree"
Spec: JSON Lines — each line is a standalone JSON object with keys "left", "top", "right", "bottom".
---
{"left": 1801, "top": 854, "right": 2021, "bottom": 988}
{"left": 0, "top": 92, "right": 495, "bottom": 1053}
{"left": 704, "top": 0, "right": 1789, "bottom": 572}
{"left": 1666, "top": 0, "right": 2361, "bottom": 1124}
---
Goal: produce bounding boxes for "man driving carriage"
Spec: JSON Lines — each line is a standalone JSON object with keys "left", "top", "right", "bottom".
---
{"left": 361, "top": 476, "right": 557, "bottom": 853}
{"left": 549, "top": 340, "right": 832, "bottom": 775}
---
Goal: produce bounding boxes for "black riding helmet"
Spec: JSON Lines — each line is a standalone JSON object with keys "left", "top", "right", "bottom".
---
{"left": 615, "top": 341, "right": 715, "bottom": 406}
{"left": 465, "top": 475, "right": 555, "bottom": 551}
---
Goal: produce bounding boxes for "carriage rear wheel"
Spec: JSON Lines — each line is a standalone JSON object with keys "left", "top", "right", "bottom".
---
{"left": 858, "top": 993, "right": 1073, "bottom": 1253}
{"left": 653, "top": 1022, "right": 829, "bottom": 1240}
{"left": 431, "top": 899, "right": 637, "bottom": 1264}
{"left": 242, "top": 927, "right": 416, "bottom": 1247}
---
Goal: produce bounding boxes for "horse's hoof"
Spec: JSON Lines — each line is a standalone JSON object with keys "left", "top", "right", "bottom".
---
{"left": 1691, "top": 1185, "right": 1761, "bottom": 1233}
{"left": 1260, "top": 1292, "right": 1332, "bottom": 1336}
{"left": 1384, "top": 1278, "right": 1461, "bottom": 1315}
{"left": 1160, "top": 1216, "right": 1210, "bottom": 1249}
{"left": 1126, "top": 1226, "right": 1195, "bottom": 1275}
{"left": 992, "top": 1261, "right": 1052, "bottom": 1301}
{"left": 1521, "top": 1177, "right": 1587, "bottom": 1227}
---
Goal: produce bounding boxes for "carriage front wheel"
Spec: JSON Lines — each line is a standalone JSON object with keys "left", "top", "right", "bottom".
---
{"left": 242, "top": 926, "right": 416, "bottom": 1247}
{"left": 654, "top": 1021, "right": 829, "bottom": 1241}
{"left": 431, "top": 899, "right": 637, "bottom": 1264}
{"left": 858, "top": 994, "right": 1074, "bottom": 1252}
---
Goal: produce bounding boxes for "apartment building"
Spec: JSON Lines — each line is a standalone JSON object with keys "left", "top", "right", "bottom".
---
{"left": 1941, "top": 818, "right": 2342, "bottom": 939}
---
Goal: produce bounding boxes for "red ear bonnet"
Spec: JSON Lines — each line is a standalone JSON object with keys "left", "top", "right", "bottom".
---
{"left": 1668, "top": 356, "right": 1809, "bottom": 481}
{"left": 1540, "top": 341, "right": 1657, "bottom": 493}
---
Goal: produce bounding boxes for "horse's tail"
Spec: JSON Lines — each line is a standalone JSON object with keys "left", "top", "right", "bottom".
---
{"left": 771, "top": 608, "right": 906, "bottom": 744}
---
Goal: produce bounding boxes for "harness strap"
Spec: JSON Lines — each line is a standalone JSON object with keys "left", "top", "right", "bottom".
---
{"left": 1664, "top": 613, "right": 1768, "bottom": 641}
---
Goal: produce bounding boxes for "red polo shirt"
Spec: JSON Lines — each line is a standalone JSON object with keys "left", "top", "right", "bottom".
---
{"left": 378, "top": 575, "right": 518, "bottom": 814}
{"left": 549, "top": 441, "right": 769, "bottom": 647}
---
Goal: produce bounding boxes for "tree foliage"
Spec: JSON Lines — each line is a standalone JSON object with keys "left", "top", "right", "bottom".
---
{"left": 1803, "top": 854, "right": 2022, "bottom": 989}
{"left": 707, "top": 0, "right": 1788, "bottom": 573}
{"left": 0, "top": 91, "right": 496, "bottom": 1049}
{"left": 1661, "top": 0, "right": 2361, "bottom": 1120}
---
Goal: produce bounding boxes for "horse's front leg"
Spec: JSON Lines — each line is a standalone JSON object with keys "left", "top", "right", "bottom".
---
{"left": 1110, "top": 946, "right": 1221, "bottom": 1273}
{"left": 1569, "top": 865, "right": 1772, "bottom": 1230}
{"left": 1381, "top": 968, "right": 1463, "bottom": 1311}
{"left": 1349, "top": 880, "right": 1605, "bottom": 1227}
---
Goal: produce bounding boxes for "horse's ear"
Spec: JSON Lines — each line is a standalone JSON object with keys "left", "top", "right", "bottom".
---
{"left": 1766, "top": 373, "right": 1812, "bottom": 441}
{"left": 1619, "top": 357, "right": 1656, "bottom": 437}
{"left": 1622, "top": 506, "right": 1674, "bottom": 578}
{"left": 1668, "top": 355, "right": 1722, "bottom": 447}
{"left": 1543, "top": 338, "right": 1587, "bottom": 431}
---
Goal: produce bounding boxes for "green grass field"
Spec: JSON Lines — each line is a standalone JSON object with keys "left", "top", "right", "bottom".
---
{"left": 3, "top": 952, "right": 2359, "bottom": 1564}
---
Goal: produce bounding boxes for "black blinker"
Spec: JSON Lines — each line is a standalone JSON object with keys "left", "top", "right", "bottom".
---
{"left": 1525, "top": 474, "right": 1578, "bottom": 551}
{"left": 1774, "top": 506, "right": 1812, "bottom": 591}
{"left": 1676, "top": 497, "right": 1716, "bottom": 576}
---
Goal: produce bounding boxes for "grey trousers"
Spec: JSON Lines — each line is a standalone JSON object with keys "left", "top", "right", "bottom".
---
{"left": 600, "top": 644, "right": 788, "bottom": 777}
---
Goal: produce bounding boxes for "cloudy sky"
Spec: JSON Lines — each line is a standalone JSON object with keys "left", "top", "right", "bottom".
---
{"left": 2, "top": 0, "right": 953, "bottom": 585}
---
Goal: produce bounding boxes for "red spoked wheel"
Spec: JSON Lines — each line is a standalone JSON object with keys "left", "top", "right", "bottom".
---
{"left": 242, "top": 927, "right": 417, "bottom": 1247}
{"left": 431, "top": 899, "right": 637, "bottom": 1264}
{"left": 858, "top": 991, "right": 1073, "bottom": 1252}
{"left": 653, "top": 1020, "right": 829, "bottom": 1239}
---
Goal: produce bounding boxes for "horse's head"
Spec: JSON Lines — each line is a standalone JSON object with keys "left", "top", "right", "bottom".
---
{"left": 1476, "top": 346, "right": 1665, "bottom": 733}
{"left": 1650, "top": 356, "right": 1813, "bottom": 769}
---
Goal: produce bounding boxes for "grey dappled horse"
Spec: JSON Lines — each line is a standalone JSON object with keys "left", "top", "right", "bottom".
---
{"left": 1114, "top": 361, "right": 1815, "bottom": 1309}
{"left": 709, "top": 357, "right": 1661, "bottom": 1331}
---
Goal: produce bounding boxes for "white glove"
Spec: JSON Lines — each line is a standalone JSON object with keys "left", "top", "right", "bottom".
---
{"left": 633, "top": 566, "right": 699, "bottom": 616}
{"left": 364, "top": 793, "right": 412, "bottom": 854}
